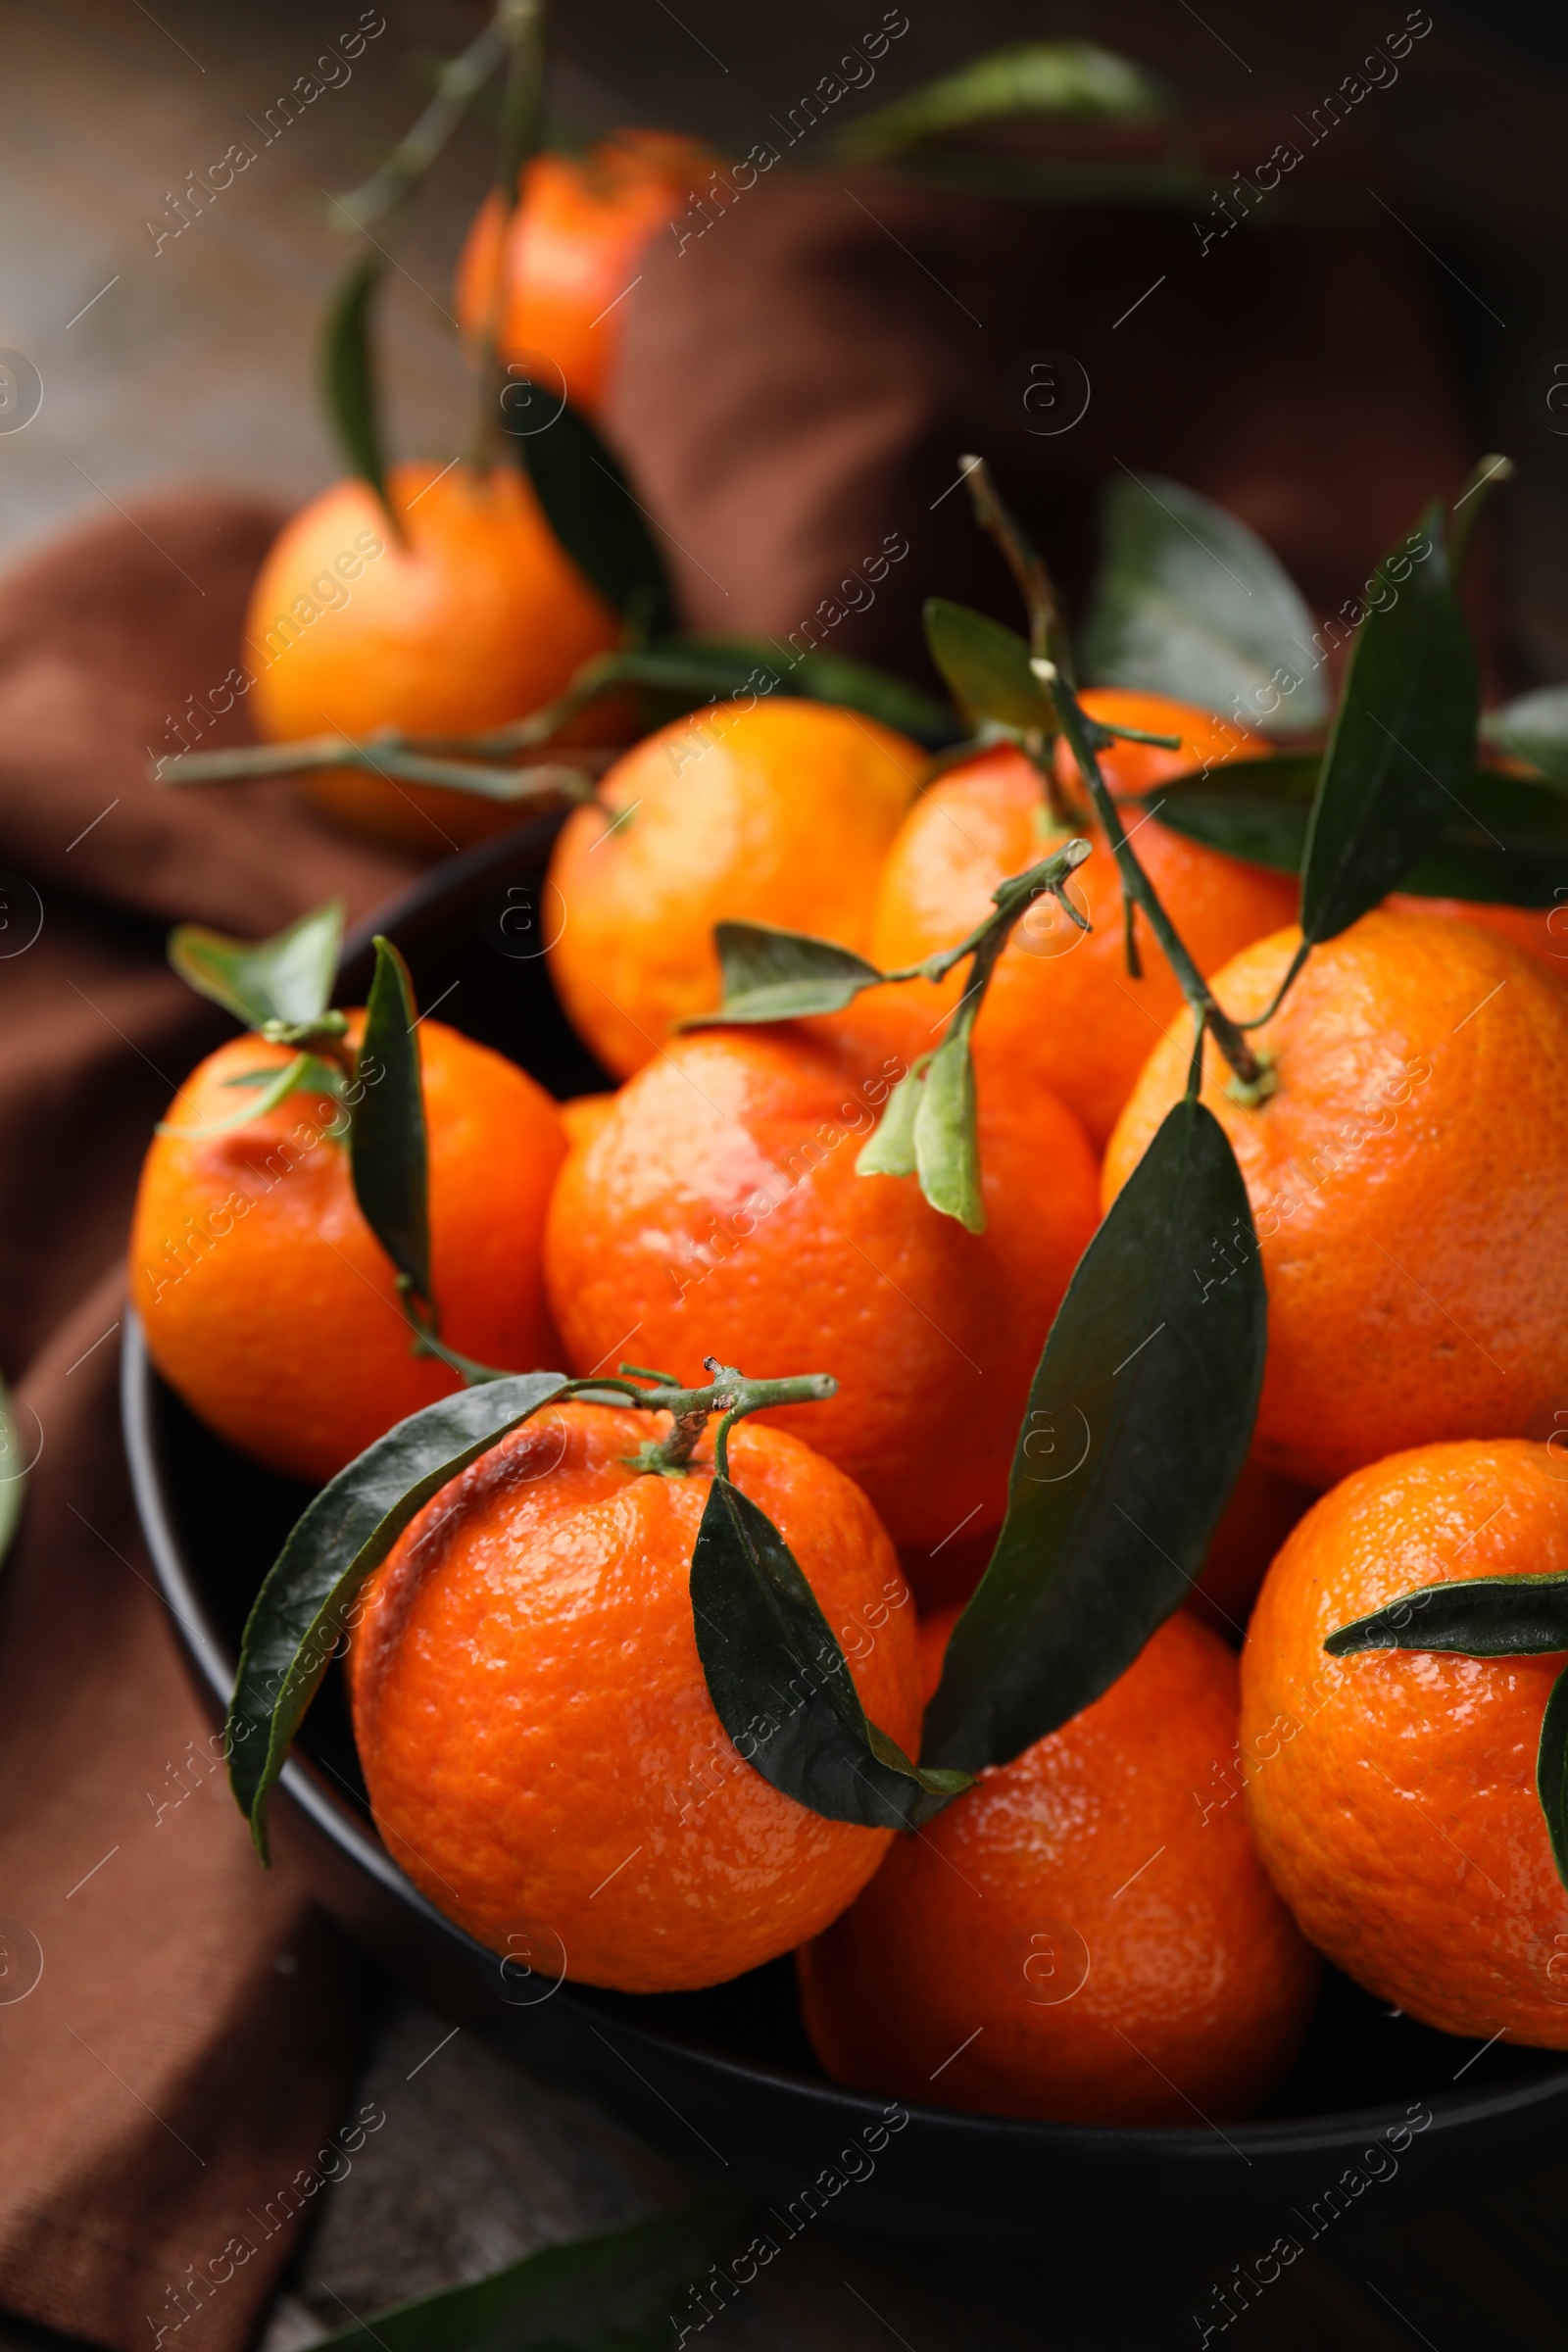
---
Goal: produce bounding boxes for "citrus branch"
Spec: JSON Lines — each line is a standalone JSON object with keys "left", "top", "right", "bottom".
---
{"left": 960, "top": 454, "right": 1267, "bottom": 1094}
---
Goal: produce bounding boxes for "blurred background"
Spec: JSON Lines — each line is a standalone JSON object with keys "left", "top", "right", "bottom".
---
{"left": 5, "top": 0, "right": 1568, "bottom": 678}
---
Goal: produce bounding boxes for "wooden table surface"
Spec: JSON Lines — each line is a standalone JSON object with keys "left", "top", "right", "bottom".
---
{"left": 5, "top": 4, "right": 1568, "bottom": 2346}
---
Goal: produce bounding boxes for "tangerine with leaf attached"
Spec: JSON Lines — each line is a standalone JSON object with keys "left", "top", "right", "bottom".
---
{"left": 130, "top": 1019, "right": 565, "bottom": 1483}
{"left": 346, "top": 1399, "right": 921, "bottom": 1991}
{"left": 245, "top": 462, "right": 619, "bottom": 853}
{"left": 799, "top": 1606, "right": 1318, "bottom": 2122}
{"left": 1103, "top": 908, "right": 1568, "bottom": 1491}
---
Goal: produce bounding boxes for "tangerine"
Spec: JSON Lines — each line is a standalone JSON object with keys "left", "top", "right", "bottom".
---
{"left": 1241, "top": 1439, "right": 1568, "bottom": 2045}
{"left": 245, "top": 463, "right": 619, "bottom": 853}
{"left": 1103, "top": 909, "right": 1568, "bottom": 1491}
{"left": 547, "top": 698, "right": 923, "bottom": 1078}
{"left": 346, "top": 1400, "right": 921, "bottom": 1991}
{"left": 798, "top": 1606, "right": 1318, "bottom": 2122}
{"left": 130, "top": 1019, "right": 564, "bottom": 1483}
{"left": 456, "top": 132, "right": 712, "bottom": 416}
{"left": 858, "top": 692, "right": 1294, "bottom": 1149}
{"left": 542, "top": 1024, "right": 1100, "bottom": 1550}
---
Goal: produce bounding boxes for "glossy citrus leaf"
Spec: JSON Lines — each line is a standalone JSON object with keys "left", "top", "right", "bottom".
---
{"left": 924, "top": 599, "right": 1054, "bottom": 732}
{"left": 307, "top": 2192, "right": 752, "bottom": 2352}
{"left": 169, "top": 901, "right": 344, "bottom": 1032}
{"left": 229, "top": 1372, "right": 573, "bottom": 1860}
{"left": 1539, "top": 1665, "right": 1568, "bottom": 1895}
{"left": 787, "top": 646, "right": 958, "bottom": 744}
{"left": 1324, "top": 1571, "right": 1568, "bottom": 1659}
{"left": 1299, "top": 500, "right": 1479, "bottom": 946}
{"left": 838, "top": 38, "right": 1168, "bottom": 160}
{"left": 1482, "top": 684, "right": 1568, "bottom": 786}
{"left": 350, "top": 936, "right": 431, "bottom": 1307}
{"left": 911, "top": 1011, "right": 983, "bottom": 1233}
{"left": 922, "top": 1095, "right": 1265, "bottom": 1776}
{"left": 1080, "top": 474, "right": 1329, "bottom": 734}
{"left": 510, "top": 394, "right": 673, "bottom": 626}
{"left": 321, "top": 255, "right": 391, "bottom": 509}
{"left": 856, "top": 1056, "right": 927, "bottom": 1180}
{"left": 691, "top": 1469, "right": 969, "bottom": 1830}
{"left": 688, "top": 922, "right": 886, "bottom": 1027}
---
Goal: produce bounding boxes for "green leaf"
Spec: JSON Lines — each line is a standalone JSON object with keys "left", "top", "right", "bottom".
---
{"left": 686, "top": 921, "right": 886, "bottom": 1027}
{"left": 0, "top": 1373, "right": 26, "bottom": 1574}
{"left": 837, "top": 39, "right": 1169, "bottom": 160}
{"left": 1148, "top": 755, "right": 1568, "bottom": 907}
{"left": 788, "top": 647, "right": 957, "bottom": 745}
{"left": 156, "top": 1052, "right": 316, "bottom": 1142}
{"left": 1324, "top": 1571, "right": 1568, "bottom": 1659}
{"left": 511, "top": 394, "right": 673, "bottom": 626}
{"left": 1300, "top": 502, "right": 1480, "bottom": 946}
{"left": 321, "top": 255, "right": 391, "bottom": 508}
{"left": 922, "top": 1096, "right": 1265, "bottom": 1776}
{"left": 924, "top": 599, "right": 1054, "bottom": 732}
{"left": 1483, "top": 684, "right": 1568, "bottom": 785}
{"left": 1539, "top": 1666, "right": 1568, "bottom": 1897}
{"left": 169, "top": 901, "right": 344, "bottom": 1032}
{"left": 1080, "top": 473, "right": 1330, "bottom": 735}
{"left": 857, "top": 1056, "right": 928, "bottom": 1180}
{"left": 911, "top": 1017, "right": 983, "bottom": 1233}
{"left": 1400, "top": 769, "right": 1568, "bottom": 906}
{"left": 228, "top": 1372, "right": 572, "bottom": 1859}
{"left": 1141, "top": 753, "right": 1318, "bottom": 872}
{"left": 350, "top": 936, "right": 430, "bottom": 1306}
{"left": 691, "top": 1472, "right": 968, "bottom": 1830}
{"left": 308, "top": 2193, "right": 751, "bottom": 2352}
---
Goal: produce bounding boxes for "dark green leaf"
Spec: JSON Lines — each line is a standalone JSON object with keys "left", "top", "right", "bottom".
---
{"left": 1399, "top": 769, "right": 1568, "bottom": 906}
{"left": 911, "top": 1017, "right": 983, "bottom": 1233}
{"left": 309, "top": 2193, "right": 751, "bottom": 2352}
{"left": 1300, "top": 502, "right": 1480, "bottom": 945}
{"left": 1324, "top": 1571, "right": 1568, "bottom": 1659}
{"left": 1539, "top": 1665, "right": 1568, "bottom": 1897}
{"left": 686, "top": 921, "right": 885, "bottom": 1027}
{"left": 350, "top": 936, "right": 430, "bottom": 1305}
{"left": 1148, "top": 756, "right": 1568, "bottom": 907}
{"left": 510, "top": 394, "right": 673, "bottom": 626}
{"left": 321, "top": 255, "right": 391, "bottom": 507}
{"left": 922, "top": 1097, "right": 1265, "bottom": 1775}
{"left": 228, "top": 1373, "right": 572, "bottom": 1859}
{"left": 1142, "top": 754, "right": 1318, "bottom": 872}
{"left": 789, "top": 647, "right": 958, "bottom": 745}
{"left": 169, "top": 902, "right": 344, "bottom": 1031}
{"left": 837, "top": 39, "right": 1169, "bottom": 160}
{"left": 1080, "top": 473, "right": 1330, "bottom": 735}
{"left": 923, "top": 599, "right": 1054, "bottom": 732}
{"left": 1483, "top": 684, "right": 1568, "bottom": 785}
{"left": 691, "top": 1474, "right": 968, "bottom": 1830}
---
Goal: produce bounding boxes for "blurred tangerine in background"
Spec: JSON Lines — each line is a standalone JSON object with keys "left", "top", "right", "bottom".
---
{"left": 456, "top": 132, "right": 714, "bottom": 414}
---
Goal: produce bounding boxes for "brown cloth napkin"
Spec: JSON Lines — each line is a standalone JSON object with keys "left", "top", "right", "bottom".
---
{"left": 0, "top": 495, "right": 416, "bottom": 2352}
{"left": 0, "top": 159, "right": 1473, "bottom": 2352}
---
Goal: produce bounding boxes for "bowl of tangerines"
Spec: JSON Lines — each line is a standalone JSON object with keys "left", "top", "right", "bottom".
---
{"left": 122, "top": 43, "right": 1568, "bottom": 2256}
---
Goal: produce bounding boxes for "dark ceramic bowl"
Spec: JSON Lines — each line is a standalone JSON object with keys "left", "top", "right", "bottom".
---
{"left": 122, "top": 815, "right": 1568, "bottom": 2250}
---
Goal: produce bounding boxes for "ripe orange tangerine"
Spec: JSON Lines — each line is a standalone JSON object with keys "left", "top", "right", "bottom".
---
{"left": 547, "top": 698, "right": 923, "bottom": 1078}
{"left": 1103, "top": 909, "right": 1568, "bottom": 1491}
{"left": 799, "top": 1606, "right": 1318, "bottom": 2122}
{"left": 456, "top": 133, "right": 712, "bottom": 415}
{"left": 1242, "top": 1439, "right": 1568, "bottom": 2045}
{"left": 245, "top": 463, "right": 619, "bottom": 853}
{"left": 542, "top": 1024, "right": 1100, "bottom": 1552}
{"left": 346, "top": 1401, "right": 921, "bottom": 1991}
{"left": 130, "top": 1019, "right": 565, "bottom": 1483}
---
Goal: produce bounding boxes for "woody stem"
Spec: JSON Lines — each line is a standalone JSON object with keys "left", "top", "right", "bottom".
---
{"left": 961, "top": 455, "right": 1265, "bottom": 1092}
